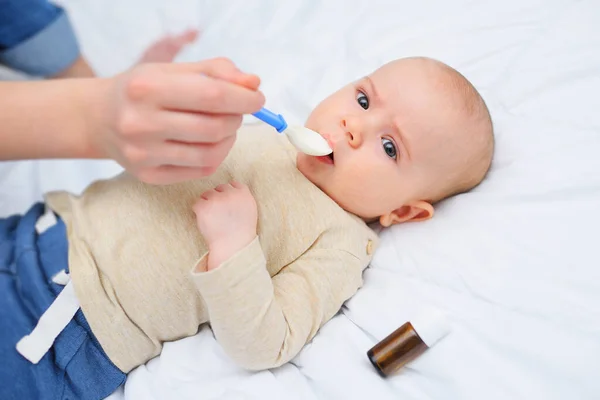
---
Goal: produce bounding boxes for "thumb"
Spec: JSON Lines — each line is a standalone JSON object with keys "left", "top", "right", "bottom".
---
{"left": 173, "top": 28, "right": 200, "bottom": 46}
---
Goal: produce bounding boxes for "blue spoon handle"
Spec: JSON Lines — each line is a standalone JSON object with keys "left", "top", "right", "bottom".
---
{"left": 252, "top": 107, "right": 288, "bottom": 133}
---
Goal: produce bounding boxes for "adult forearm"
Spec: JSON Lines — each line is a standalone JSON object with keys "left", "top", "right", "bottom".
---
{"left": 0, "top": 78, "right": 107, "bottom": 160}
{"left": 51, "top": 55, "right": 96, "bottom": 79}
{"left": 0, "top": 57, "right": 265, "bottom": 185}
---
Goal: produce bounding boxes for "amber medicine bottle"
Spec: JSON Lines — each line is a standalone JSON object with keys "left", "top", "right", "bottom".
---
{"left": 367, "top": 308, "right": 451, "bottom": 377}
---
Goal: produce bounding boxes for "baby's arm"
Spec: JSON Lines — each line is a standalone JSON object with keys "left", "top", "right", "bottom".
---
{"left": 191, "top": 182, "right": 363, "bottom": 370}
{"left": 192, "top": 238, "right": 362, "bottom": 371}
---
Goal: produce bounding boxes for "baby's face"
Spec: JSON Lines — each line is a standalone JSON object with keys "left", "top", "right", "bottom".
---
{"left": 297, "top": 58, "right": 468, "bottom": 223}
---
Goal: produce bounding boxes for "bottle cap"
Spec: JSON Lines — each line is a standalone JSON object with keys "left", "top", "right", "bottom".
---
{"left": 410, "top": 307, "right": 451, "bottom": 347}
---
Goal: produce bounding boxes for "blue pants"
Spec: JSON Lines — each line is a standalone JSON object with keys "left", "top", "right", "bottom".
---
{"left": 0, "top": 203, "right": 125, "bottom": 400}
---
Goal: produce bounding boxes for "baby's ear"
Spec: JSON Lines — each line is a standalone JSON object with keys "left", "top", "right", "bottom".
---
{"left": 379, "top": 201, "right": 434, "bottom": 227}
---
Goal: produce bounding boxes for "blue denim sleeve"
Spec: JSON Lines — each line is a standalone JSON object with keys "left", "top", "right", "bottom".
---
{"left": 0, "top": 0, "right": 81, "bottom": 77}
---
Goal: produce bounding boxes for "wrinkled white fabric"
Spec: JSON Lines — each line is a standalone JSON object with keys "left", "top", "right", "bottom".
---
{"left": 3, "top": 0, "right": 599, "bottom": 399}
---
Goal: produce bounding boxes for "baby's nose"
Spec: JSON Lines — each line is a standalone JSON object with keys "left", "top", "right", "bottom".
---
{"left": 345, "top": 130, "right": 363, "bottom": 148}
{"left": 341, "top": 118, "right": 363, "bottom": 148}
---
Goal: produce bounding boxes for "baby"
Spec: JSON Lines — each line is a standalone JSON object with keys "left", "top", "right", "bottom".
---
{"left": 0, "top": 57, "right": 493, "bottom": 400}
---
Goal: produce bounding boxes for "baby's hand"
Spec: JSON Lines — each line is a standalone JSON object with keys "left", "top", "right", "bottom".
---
{"left": 193, "top": 181, "right": 258, "bottom": 270}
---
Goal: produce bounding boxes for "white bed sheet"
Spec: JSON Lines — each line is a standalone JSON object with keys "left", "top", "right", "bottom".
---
{"left": 2, "top": 0, "right": 599, "bottom": 399}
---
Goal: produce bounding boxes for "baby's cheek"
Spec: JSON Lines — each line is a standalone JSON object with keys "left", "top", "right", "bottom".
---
{"left": 305, "top": 105, "right": 331, "bottom": 129}
{"left": 338, "top": 165, "right": 379, "bottom": 198}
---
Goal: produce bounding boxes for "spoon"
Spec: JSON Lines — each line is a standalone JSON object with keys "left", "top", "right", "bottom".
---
{"left": 252, "top": 107, "right": 332, "bottom": 156}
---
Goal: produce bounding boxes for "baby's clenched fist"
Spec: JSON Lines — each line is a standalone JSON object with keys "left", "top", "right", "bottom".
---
{"left": 193, "top": 181, "right": 258, "bottom": 270}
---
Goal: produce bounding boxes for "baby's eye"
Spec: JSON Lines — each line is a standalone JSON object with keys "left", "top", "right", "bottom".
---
{"left": 356, "top": 91, "right": 369, "bottom": 110}
{"left": 382, "top": 138, "right": 397, "bottom": 160}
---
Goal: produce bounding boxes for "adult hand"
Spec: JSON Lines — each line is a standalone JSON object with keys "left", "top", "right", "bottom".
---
{"left": 93, "top": 57, "right": 265, "bottom": 184}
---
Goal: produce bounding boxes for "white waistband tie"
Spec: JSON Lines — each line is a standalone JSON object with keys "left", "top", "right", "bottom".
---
{"left": 16, "top": 271, "right": 80, "bottom": 364}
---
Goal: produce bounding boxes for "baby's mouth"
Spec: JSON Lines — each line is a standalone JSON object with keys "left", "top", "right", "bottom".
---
{"left": 319, "top": 132, "right": 335, "bottom": 164}
{"left": 315, "top": 151, "right": 334, "bottom": 165}
{"left": 310, "top": 130, "right": 335, "bottom": 164}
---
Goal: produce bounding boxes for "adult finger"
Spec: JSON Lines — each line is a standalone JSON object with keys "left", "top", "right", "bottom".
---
{"left": 135, "top": 165, "right": 217, "bottom": 185}
{"left": 233, "top": 74, "right": 261, "bottom": 91}
{"left": 169, "top": 58, "right": 261, "bottom": 90}
{"left": 150, "top": 134, "right": 235, "bottom": 168}
{"left": 172, "top": 57, "right": 251, "bottom": 82}
{"left": 177, "top": 29, "right": 200, "bottom": 44}
{"left": 156, "top": 111, "right": 243, "bottom": 143}
{"left": 157, "top": 73, "right": 265, "bottom": 114}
